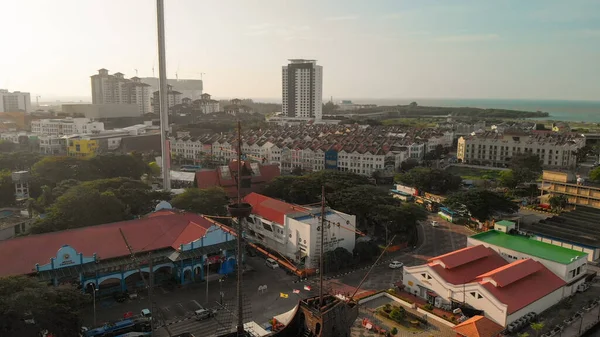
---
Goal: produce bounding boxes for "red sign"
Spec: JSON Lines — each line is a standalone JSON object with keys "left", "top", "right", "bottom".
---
{"left": 206, "top": 255, "right": 224, "bottom": 264}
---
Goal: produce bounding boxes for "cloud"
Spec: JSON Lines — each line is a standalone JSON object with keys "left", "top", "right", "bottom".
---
{"left": 324, "top": 15, "right": 358, "bottom": 22}
{"left": 436, "top": 34, "right": 500, "bottom": 42}
{"left": 245, "top": 30, "right": 270, "bottom": 36}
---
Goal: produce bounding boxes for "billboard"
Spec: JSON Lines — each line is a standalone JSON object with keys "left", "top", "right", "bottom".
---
{"left": 324, "top": 149, "right": 338, "bottom": 170}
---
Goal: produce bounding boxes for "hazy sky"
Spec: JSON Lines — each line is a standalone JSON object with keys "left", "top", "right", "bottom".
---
{"left": 1, "top": 0, "right": 599, "bottom": 101}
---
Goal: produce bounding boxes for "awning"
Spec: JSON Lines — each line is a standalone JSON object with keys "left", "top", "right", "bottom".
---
{"left": 273, "top": 305, "right": 298, "bottom": 326}
{"left": 427, "top": 291, "right": 437, "bottom": 297}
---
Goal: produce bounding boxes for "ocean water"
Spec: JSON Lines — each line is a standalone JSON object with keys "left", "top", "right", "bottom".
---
{"left": 348, "top": 99, "right": 600, "bottom": 123}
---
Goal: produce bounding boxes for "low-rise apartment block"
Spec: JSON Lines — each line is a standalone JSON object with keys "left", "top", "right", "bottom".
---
{"left": 457, "top": 130, "right": 584, "bottom": 168}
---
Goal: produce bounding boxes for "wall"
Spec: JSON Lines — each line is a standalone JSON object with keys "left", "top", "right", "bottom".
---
{"left": 402, "top": 265, "right": 508, "bottom": 326}
{"left": 467, "top": 237, "right": 586, "bottom": 283}
{"left": 506, "top": 287, "right": 564, "bottom": 325}
{"left": 532, "top": 234, "right": 599, "bottom": 262}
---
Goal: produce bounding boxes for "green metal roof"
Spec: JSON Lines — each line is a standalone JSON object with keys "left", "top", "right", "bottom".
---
{"left": 470, "top": 230, "right": 587, "bottom": 264}
{"left": 495, "top": 220, "right": 515, "bottom": 227}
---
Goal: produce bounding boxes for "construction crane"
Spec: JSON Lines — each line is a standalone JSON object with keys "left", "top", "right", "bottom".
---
{"left": 119, "top": 228, "right": 172, "bottom": 337}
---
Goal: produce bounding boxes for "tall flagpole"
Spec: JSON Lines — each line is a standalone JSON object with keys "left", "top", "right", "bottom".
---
{"left": 156, "top": 0, "right": 171, "bottom": 191}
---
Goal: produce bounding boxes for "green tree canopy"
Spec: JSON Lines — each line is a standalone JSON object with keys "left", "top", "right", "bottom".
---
{"left": 29, "top": 185, "right": 128, "bottom": 234}
{"left": 399, "top": 159, "right": 419, "bottom": 172}
{"left": 549, "top": 194, "right": 568, "bottom": 211}
{"left": 0, "top": 152, "right": 42, "bottom": 171}
{"left": 498, "top": 170, "right": 519, "bottom": 189}
{"left": 510, "top": 153, "right": 543, "bottom": 183}
{"left": 353, "top": 241, "right": 381, "bottom": 262}
{"left": 395, "top": 167, "right": 462, "bottom": 194}
{"left": 0, "top": 275, "right": 90, "bottom": 337}
{"left": 444, "top": 189, "right": 518, "bottom": 220}
{"left": 590, "top": 166, "right": 600, "bottom": 182}
{"left": 170, "top": 187, "right": 229, "bottom": 216}
{"left": 89, "top": 153, "right": 148, "bottom": 180}
{"left": 323, "top": 247, "right": 354, "bottom": 273}
{"left": 326, "top": 185, "right": 398, "bottom": 225}
{"left": 0, "top": 170, "right": 15, "bottom": 207}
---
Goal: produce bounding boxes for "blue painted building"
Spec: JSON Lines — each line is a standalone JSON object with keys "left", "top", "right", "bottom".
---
{"left": 324, "top": 149, "right": 338, "bottom": 170}
{"left": 0, "top": 205, "right": 240, "bottom": 296}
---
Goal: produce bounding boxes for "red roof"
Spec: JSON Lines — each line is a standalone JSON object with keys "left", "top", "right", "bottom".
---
{"left": 195, "top": 161, "right": 281, "bottom": 198}
{"left": 477, "top": 259, "right": 566, "bottom": 313}
{"left": 428, "top": 245, "right": 508, "bottom": 285}
{"left": 0, "top": 211, "right": 217, "bottom": 277}
{"left": 243, "top": 192, "right": 308, "bottom": 224}
{"left": 453, "top": 315, "right": 504, "bottom": 337}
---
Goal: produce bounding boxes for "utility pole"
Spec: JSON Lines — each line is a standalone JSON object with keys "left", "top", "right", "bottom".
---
{"left": 236, "top": 120, "right": 244, "bottom": 335}
{"left": 319, "top": 185, "right": 326, "bottom": 308}
{"left": 156, "top": 0, "right": 171, "bottom": 191}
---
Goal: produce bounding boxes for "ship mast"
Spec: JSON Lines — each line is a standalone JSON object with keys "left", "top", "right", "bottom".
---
{"left": 319, "top": 185, "right": 326, "bottom": 308}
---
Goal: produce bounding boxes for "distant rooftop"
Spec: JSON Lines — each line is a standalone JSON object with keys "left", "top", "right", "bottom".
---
{"left": 470, "top": 230, "right": 587, "bottom": 264}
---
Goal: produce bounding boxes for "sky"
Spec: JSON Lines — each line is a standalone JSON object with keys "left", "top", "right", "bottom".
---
{"left": 1, "top": 0, "right": 599, "bottom": 102}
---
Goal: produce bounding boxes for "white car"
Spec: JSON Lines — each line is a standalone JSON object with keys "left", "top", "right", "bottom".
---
{"left": 265, "top": 258, "right": 280, "bottom": 269}
{"left": 389, "top": 261, "right": 404, "bottom": 269}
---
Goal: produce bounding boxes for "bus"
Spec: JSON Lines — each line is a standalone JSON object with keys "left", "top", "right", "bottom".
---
{"left": 85, "top": 318, "right": 151, "bottom": 337}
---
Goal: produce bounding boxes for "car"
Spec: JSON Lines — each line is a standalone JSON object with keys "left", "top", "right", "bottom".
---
{"left": 265, "top": 258, "right": 280, "bottom": 269}
{"left": 389, "top": 261, "right": 404, "bottom": 269}
{"left": 195, "top": 308, "right": 216, "bottom": 321}
{"left": 431, "top": 221, "right": 439, "bottom": 227}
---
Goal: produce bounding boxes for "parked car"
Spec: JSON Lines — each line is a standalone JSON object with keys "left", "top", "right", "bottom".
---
{"left": 389, "top": 261, "right": 404, "bottom": 269}
{"left": 265, "top": 258, "right": 280, "bottom": 269}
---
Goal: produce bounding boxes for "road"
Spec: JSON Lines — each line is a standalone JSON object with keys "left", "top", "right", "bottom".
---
{"left": 332, "top": 215, "right": 471, "bottom": 294}
{"left": 84, "top": 214, "right": 471, "bottom": 336}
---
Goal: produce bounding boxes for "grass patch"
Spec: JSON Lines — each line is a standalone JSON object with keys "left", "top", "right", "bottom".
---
{"left": 445, "top": 166, "right": 504, "bottom": 180}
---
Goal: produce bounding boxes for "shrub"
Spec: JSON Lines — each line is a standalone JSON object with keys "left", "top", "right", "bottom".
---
{"left": 423, "top": 303, "right": 434, "bottom": 311}
{"left": 384, "top": 303, "right": 392, "bottom": 313}
{"left": 390, "top": 307, "right": 407, "bottom": 322}
{"left": 391, "top": 327, "right": 398, "bottom": 335}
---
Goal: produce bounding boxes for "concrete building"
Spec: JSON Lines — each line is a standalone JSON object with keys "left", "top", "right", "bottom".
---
{"left": 193, "top": 93, "right": 220, "bottom": 114}
{"left": 0, "top": 208, "right": 35, "bottom": 241}
{"left": 90, "top": 69, "right": 151, "bottom": 114}
{"left": 31, "top": 118, "right": 104, "bottom": 136}
{"left": 403, "top": 245, "right": 566, "bottom": 326}
{"left": 540, "top": 170, "right": 600, "bottom": 209}
{"left": 38, "top": 135, "right": 66, "bottom": 154}
{"left": 282, "top": 59, "right": 323, "bottom": 120}
{"left": 0, "top": 207, "right": 240, "bottom": 294}
{"left": 468, "top": 226, "right": 588, "bottom": 294}
{"left": 152, "top": 84, "right": 182, "bottom": 113}
{"left": 457, "top": 131, "right": 585, "bottom": 168}
{"left": 62, "top": 103, "right": 140, "bottom": 119}
{"left": 140, "top": 77, "right": 203, "bottom": 101}
{"left": 243, "top": 193, "right": 356, "bottom": 269}
{"left": 0, "top": 89, "right": 31, "bottom": 113}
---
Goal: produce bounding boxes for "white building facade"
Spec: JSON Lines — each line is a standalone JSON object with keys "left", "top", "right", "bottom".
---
{"left": 0, "top": 89, "right": 31, "bottom": 113}
{"left": 282, "top": 59, "right": 323, "bottom": 120}
{"left": 244, "top": 193, "right": 356, "bottom": 269}
{"left": 31, "top": 118, "right": 105, "bottom": 136}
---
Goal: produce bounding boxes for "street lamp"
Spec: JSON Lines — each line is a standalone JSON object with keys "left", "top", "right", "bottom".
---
{"left": 219, "top": 278, "right": 225, "bottom": 304}
{"left": 91, "top": 286, "right": 99, "bottom": 327}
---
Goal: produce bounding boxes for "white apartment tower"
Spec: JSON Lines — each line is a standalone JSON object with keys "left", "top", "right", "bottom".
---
{"left": 90, "top": 69, "right": 152, "bottom": 114}
{"left": 0, "top": 89, "right": 32, "bottom": 113}
{"left": 282, "top": 59, "right": 323, "bottom": 120}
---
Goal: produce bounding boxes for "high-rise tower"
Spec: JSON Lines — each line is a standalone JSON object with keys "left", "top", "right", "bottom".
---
{"left": 282, "top": 59, "right": 322, "bottom": 120}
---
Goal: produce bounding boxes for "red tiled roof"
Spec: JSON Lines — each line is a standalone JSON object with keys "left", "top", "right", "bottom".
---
{"left": 453, "top": 315, "right": 503, "bottom": 337}
{"left": 429, "top": 245, "right": 497, "bottom": 269}
{"left": 428, "top": 246, "right": 508, "bottom": 285}
{"left": 243, "top": 192, "right": 308, "bottom": 224}
{"left": 195, "top": 162, "right": 281, "bottom": 198}
{"left": 0, "top": 211, "right": 216, "bottom": 277}
{"left": 477, "top": 259, "right": 566, "bottom": 313}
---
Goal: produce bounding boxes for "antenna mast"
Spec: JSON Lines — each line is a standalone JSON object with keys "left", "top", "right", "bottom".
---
{"left": 319, "top": 185, "right": 325, "bottom": 308}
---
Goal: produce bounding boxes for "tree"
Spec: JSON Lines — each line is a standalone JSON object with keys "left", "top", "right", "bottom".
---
{"left": 590, "top": 166, "right": 600, "bottom": 182}
{"left": 291, "top": 167, "right": 304, "bottom": 176}
{"left": 549, "top": 195, "right": 568, "bottom": 211}
{"left": 510, "top": 153, "right": 542, "bottom": 183}
{"left": 323, "top": 247, "right": 354, "bottom": 273}
{"left": 89, "top": 154, "right": 148, "bottom": 180}
{"left": 353, "top": 241, "right": 381, "bottom": 262}
{"left": 444, "top": 189, "right": 519, "bottom": 220}
{"left": 498, "top": 170, "right": 519, "bottom": 189}
{"left": 29, "top": 185, "right": 128, "bottom": 234}
{"left": 395, "top": 168, "right": 461, "bottom": 194}
{"left": 398, "top": 159, "right": 419, "bottom": 172}
{"left": 326, "top": 185, "right": 397, "bottom": 226}
{"left": 0, "top": 170, "right": 15, "bottom": 207}
{"left": 170, "top": 187, "right": 229, "bottom": 216}
{"left": 32, "top": 156, "right": 99, "bottom": 186}
{"left": 0, "top": 275, "right": 90, "bottom": 337}
{"left": 531, "top": 322, "right": 545, "bottom": 337}
{"left": 371, "top": 203, "right": 426, "bottom": 242}
{"left": 389, "top": 307, "right": 406, "bottom": 322}
{"left": 0, "top": 152, "right": 42, "bottom": 171}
